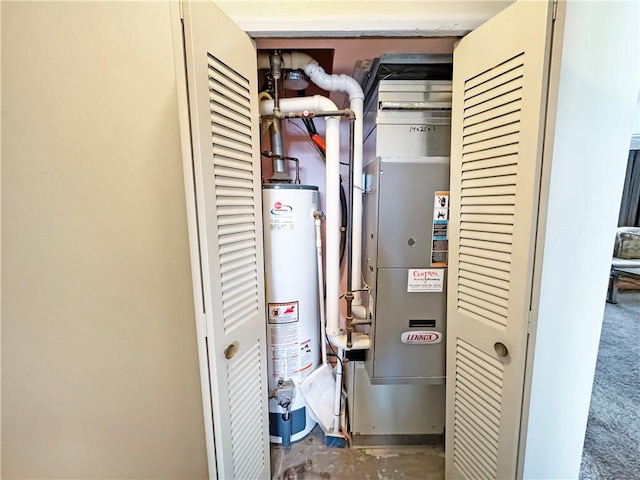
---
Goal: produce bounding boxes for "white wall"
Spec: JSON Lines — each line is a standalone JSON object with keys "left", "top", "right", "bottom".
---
{"left": 1, "top": 2, "right": 208, "bottom": 478}
{"left": 522, "top": 1, "right": 639, "bottom": 478}
{"left": 216, "top": 0, "right": 513, "bottom": 37}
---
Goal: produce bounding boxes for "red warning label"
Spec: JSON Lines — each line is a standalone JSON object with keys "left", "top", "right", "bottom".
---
{"left": 268, "top": 301, "right": 299, "bottom": 324}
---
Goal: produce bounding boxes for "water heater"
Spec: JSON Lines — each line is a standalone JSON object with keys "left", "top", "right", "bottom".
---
{"left": 262, "top": 184, "right": 320, "bottom": 444}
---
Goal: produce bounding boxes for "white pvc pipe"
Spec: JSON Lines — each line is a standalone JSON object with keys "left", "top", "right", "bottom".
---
{"left": 259, "top": 95, "right": 336, "bottom": 118}
{"left": 314, "top": 215, "right": 328, "bottom": 365}
{"left": 328, "top": 332, "right": 371, "bottom": 351}
{"left": 259, "top": 96, "right": 341, "bottom": 340}
{"left": 302, "top": 63, "right": 365, "bottom": 314}
{"left": 333, "top": 348, "right": 344, "bottom": 433}
{"left": 349, "top": 97, "right": 365, "bottom": 312}
{"left": 259, "top": 52, "right": 367, "bottom": 316}
{"left": 324, "top": 114, "right": 342, "bottom": 338}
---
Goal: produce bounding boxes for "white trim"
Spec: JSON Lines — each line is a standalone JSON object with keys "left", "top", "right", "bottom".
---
{"left": 213, "top": 1, "right": 514, "bottom": 38}
{"left": 630, "top": 133, "right": 640, "bottom": 150}
{"left": 239, "top": 15, "right": 483, "bottom": 38}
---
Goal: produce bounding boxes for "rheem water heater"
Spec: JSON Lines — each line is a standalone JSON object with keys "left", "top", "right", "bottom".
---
{"left": 262, "top": 184, "right": 320, "bottom": 444}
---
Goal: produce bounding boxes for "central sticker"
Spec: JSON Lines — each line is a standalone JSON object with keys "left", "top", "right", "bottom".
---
{"left": 407, "top": 268, "right": 444, "bottom": 292}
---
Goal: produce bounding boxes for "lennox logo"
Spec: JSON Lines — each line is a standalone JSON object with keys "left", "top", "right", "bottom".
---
{"left": 401, "top": 331, "right": 443, "bottom": 345}
{"left": 270, "top": 201, "right": 293, "bottom": 215}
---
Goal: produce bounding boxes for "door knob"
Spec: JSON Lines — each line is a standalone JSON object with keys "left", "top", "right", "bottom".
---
{"left": 494, "top": 342, "right": 509, "bottom": 357}
{"left": 224, "top": 342, "right": 239, "bottom": 360}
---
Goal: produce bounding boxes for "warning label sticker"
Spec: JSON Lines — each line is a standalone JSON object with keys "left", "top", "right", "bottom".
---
{"left": 270, "top": 343, "right": 299, "bottom": 377}
{"left": 298, "top": 339, "right": 313, "bottom": 379}
{"left": 431, "top": 191, "right": 449, "bottom": 267}
{"left": 268, "top": 302, "right": 299, "bottom": 324}
{"left": 268, "top": 301, "right": 313, "bottom": 378}
{"left": 269, "top": 301, "right": 299, "bottom": 377}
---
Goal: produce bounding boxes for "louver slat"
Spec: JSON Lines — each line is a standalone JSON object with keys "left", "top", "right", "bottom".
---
{"left": 459, "top": 276, "right": 510, "bottom": 301}
{"left": 209, "top": 92, "right": 251, "bottom": 123}
{"left": 218, "top": 223, "right": 255, "bottom": 238}
{"left": 460, "top": 245, "right": 511, "bottom": 263}
{"left": 214, "top": 157, "right": 253, "bottom": 174}
{"left": 208, "top": 68, "right": 250, "bottom": 103}
{"left": 217, "top": 206, "right": 255, "bottom": 217}
{"left": 465, "top": 54, "right": 525, "bottom": 92}
{"left": 463, "top": 100, "right": 522, "bottom": 130}
{"left": 212, "top": 144, "right": 252, "bottom": 166}
{"left": 457, "top": 53, "right": 524, "bottom": 334}
{"left": 460, "top": 185, "right": 517, "bottom": 198}
{"left": 217, "top": 214, "right": 255, "bottom": 226}
{"left": 459, "top": 214, "right": 514, "bottom": 226}
{"left": 211, "top": 101, "right": 252, "bottom": 131}
{"left": 453, "top": 339, "right": 504, "bottom": 480}
{"left": 459, "top": 251, "right": 511, "bottom": 274}
{"left": 463, "top": 112, "right": 521, "bottom": 139}
{"left": 454, "top": 433, "right": 496, "bottom": 478}
{"left": 208, "top": 53, "right": 259, "bottom": 340}
{"left": 456, "top": 412, "right": 499, "bottom": 457}
{"left": 208, "top": 56, "right": 250, "bottom": 91}
{"left": 464, "top": 76, "right": 524, "bottom": 111}
{"left": 217, "top": 196, "right": 254, "bottom": 207}
{"left": 464, "top": 90, "right": 522, "bottom": 120}
{"left": 460, "top": 194, "right": 516, "bottom": 207}
{"left": 452, "top": 53, "right": 527, "bottom": 479}
{"left": 462, "top": 164, "right": 517, "bottom": 180}
{"left": 454, "top": 439, "right": 494, "bottom": 480}
{"left": 208, "top": 52, "right": 266, "bottom": 478}
{"left": 460, "top": 237, "right": 512, "bottom": 254}
{"left": 458, "top": 269, "right": 509, "bottom": 293}
{"left": 461, "top": 174, "right": 517, "bottom": 189}
{"left": 460, "top": 229, "right": 512, "bottom": 246}
{"left": 211, "top": 132, "right": 252, "bottom": 155}
{"left": 212, "top": 123, "right": 252, "bottom": 147}
{"left": 227, "top": 342, "right": 265, "bottom": 479}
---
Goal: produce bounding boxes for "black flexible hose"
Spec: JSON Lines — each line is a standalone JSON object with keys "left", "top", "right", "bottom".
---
{"left": 339, "top": 179, "right": 348, "bottom": 267}
{"left": 301, "top": 117, "right": 318, "bottom": 137}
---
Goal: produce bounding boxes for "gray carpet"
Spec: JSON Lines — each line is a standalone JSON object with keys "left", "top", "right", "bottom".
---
{"left": 580, "top": 291, "right": 640, "bottom": 480}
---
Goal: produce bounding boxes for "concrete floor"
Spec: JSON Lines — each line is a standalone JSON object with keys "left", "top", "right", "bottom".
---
{"left": 271, "top": 427, "right": 445, "bottom": 480}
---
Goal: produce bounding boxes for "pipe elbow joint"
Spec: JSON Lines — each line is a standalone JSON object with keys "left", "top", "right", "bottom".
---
{"left": 286, "top": 52, "right": 316, "bottom": 70}
{"left": 327, "top": 332, "right": 371, "bottom": 351}
{"left": 352, "top": 304, "right": 367, "bottom": 320}
{"left": 339, "top": 74, "right": 365, "bottom": 101}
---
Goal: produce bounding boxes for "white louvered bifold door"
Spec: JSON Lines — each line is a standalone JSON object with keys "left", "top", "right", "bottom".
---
{"left": 182, "top": 2, "right": 269, "bottom": 479}
{"left": 445, "top": 1, "right": 553, "bottom": 479}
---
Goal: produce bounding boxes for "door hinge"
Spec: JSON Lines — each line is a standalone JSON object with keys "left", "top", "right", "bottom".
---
{"left": 179, "top": 0, "right": 184, "bottom": 20}
{"left": 527, "top": 310, "right": 534, "bottom": 334}
{"left": 552, "top": 0, "right": 558, "bottom": 21}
